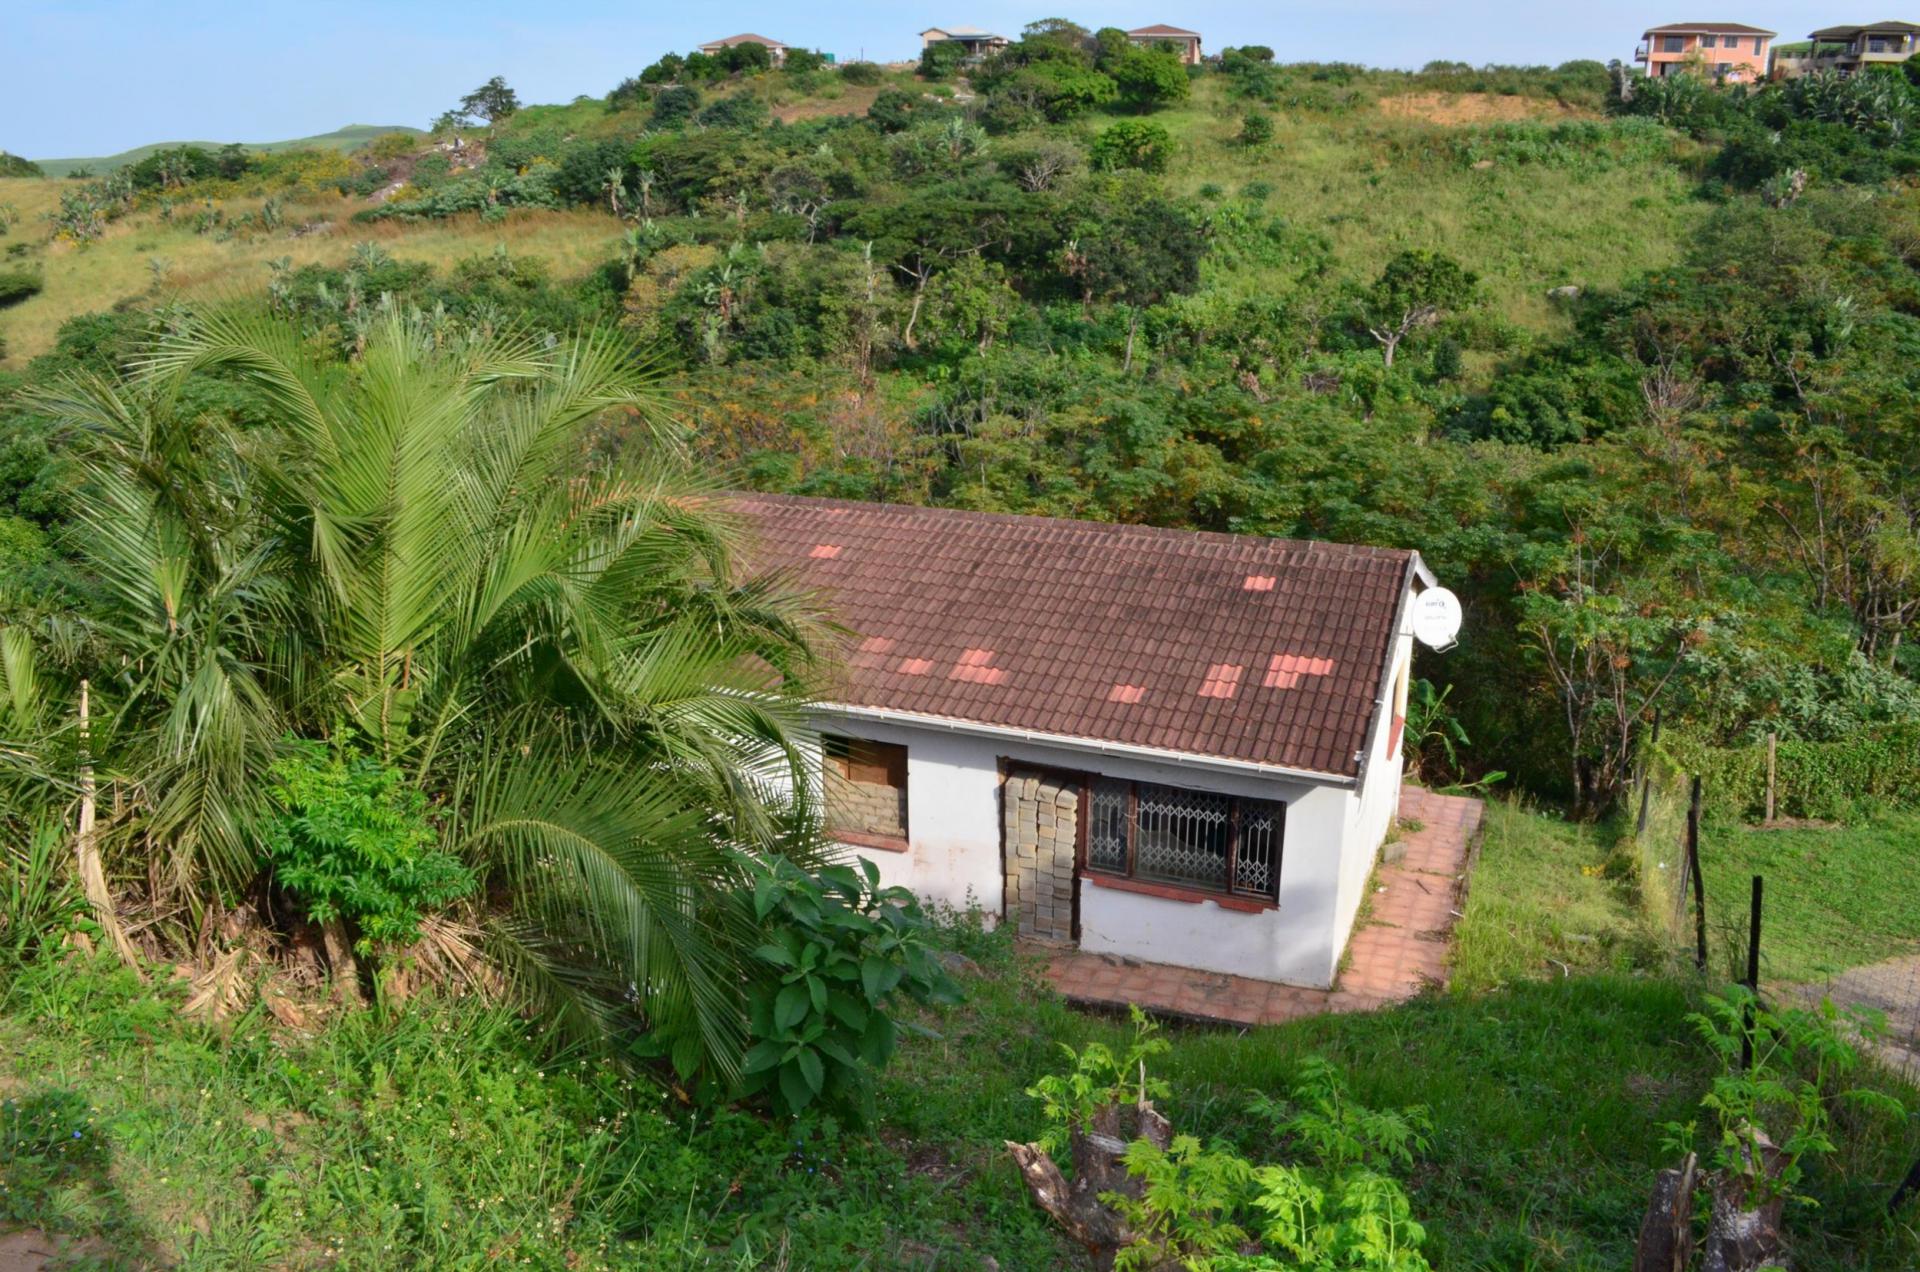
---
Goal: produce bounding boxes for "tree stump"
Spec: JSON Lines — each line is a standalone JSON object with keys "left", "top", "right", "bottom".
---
{"left": 1006, "top": 1097, "right": 1173, "bottom": 1270}
{"left": 1634, "top": 1152, "right": 1698, "bottom": 1272}
{"left": 1702, "top": 1128, "right": 1789, "bottom": 1272}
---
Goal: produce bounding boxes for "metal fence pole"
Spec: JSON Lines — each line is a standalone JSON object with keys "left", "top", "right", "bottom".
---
{"left": 1688, "top": 776, "right": 1708, "bottom": 972}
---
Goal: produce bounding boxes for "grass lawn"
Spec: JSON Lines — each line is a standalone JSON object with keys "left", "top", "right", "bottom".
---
{"left": 1697, "top": 813, "right": 1920, "bottom": 985}
{"left": 0, "top": 188, "right": 626, "bottom": 369}
{"left": 1447, "top": 798, "right": 1664, "bottom": 994}
{"left": 5, "top": 912, "right": 1918, "bottom": 1269}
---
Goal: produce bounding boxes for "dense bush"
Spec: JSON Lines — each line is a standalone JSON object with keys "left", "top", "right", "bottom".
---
{"left": 1672, "top": 726, "right": 1920, "bottom": 823}
{"left": 839, "top": 60, "right": 884, "bottom": 86}
{"left": 1090, "top": 119, "right": 1174, "bottom": 172}
{"left": 0, "top": 151, "right": 43, "bottom": 178}
{"left": 263, "top": 740, "right": 476, "bottom": 955}
{"left": 0, "top": 269, "right": 44, "bottom": 308}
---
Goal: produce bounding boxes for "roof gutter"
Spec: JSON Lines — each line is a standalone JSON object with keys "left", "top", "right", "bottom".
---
{"left": 810, "top": 703, "right": 1358, "bottom": 788}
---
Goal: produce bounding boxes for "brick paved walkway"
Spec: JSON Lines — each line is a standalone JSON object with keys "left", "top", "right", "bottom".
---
{"left": 1042, "top": 785, "right": 1483, "bottom": 1027}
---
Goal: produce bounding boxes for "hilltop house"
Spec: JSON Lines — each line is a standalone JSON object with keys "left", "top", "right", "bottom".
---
{"left": 1127, "top": 23, "right": 1204, "bottom": 65}
{"left": 734, "top": 494, "right": 1442, "bottom": 990}
{"left": 697, "top": 33, "right": 789, "bottom": 66}
{"left": 919, "top": 25, "right": 1011, "bottom": 59}
{"left": 1780, "top": 21, "right": 1920, "bottom": 76}
{"left": 1635, "top": 22, "right": 1775, "bottom": 81}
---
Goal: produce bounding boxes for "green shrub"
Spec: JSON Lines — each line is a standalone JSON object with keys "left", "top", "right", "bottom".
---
{"left": 0, "top": 269, "right": 43, "bottom": 308}
{"left": 737, "top": 857, "right": 959, "bottom": 1120}
{"left": 1239, "top": 110, "right": 1275, "bottom": 148}
{"left": 839, "top": 60, "right": 884, "bottom": 86}
{"left": 1670, "top": 725, "right": 1920, "bottom": 822}
{"left": 0, "top": 152, "right": 42, "bottom": 178}
{"left": 1090, "top": 119, "right": 1174, "bottom": 172}
{"left": 263, "top": 739, "right": 475, "bottom": 954}
{"left": 919, "top": 40, "right": 967, "bottom": 81}
{"left": 650, "top": 84, "right": 702, "bottom": 127}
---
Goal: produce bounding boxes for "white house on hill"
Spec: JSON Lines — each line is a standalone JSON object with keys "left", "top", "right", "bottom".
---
{"left": 734, "top": 494, "right": 1447, "bottom": 990}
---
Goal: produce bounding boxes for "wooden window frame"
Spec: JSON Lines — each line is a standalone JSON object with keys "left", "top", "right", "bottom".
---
{"left": 821, "top": 734, "right": 909, "bottom": 850}
{"left": 1077, "top": 776, "right": 1283, "bottom": 907}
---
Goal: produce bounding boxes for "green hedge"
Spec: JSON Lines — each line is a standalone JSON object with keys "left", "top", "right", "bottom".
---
{"left": 1665, "top": 726, "right": 1920, "bottom": 823}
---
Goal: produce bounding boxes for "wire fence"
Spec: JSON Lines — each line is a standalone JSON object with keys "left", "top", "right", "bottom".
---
{"left": 1634, "top": 753, "right": 1920, "bottom": 1079}
{"left": 1632, "top": 742, "right": 1920, "bottom": 1213}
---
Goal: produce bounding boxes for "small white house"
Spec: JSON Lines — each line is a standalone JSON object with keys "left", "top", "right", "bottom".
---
{"left": 733, "top": 494, "right": 1441, "bottom": 990}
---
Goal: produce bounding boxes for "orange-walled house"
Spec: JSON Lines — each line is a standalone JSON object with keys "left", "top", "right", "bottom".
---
{"left": 1635, "top": 22, "right": 1775, "bottom": 81}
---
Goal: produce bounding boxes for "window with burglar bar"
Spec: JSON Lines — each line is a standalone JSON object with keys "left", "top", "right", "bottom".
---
{"left": 1086, "top": 776, "right": 1283, "bottom": 901}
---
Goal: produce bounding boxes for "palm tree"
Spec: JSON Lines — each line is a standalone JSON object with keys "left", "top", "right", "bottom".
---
{"left": 22, "top": 306, "right": 829, "bottom": 1075}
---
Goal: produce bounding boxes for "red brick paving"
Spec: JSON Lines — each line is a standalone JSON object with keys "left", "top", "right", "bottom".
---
{"left": 1041, "top": 785, "right": 1483, "bottom": 1027}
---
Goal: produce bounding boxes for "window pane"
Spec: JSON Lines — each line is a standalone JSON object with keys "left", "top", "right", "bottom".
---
{"left": 1235, "top": 798, "right": 1284, "bottom": 899}
{"left": 1133, "top": 783, "right": 1229, "bottom": 891}
{"left": 1088, "top": 777, "right": 1130, "bottom": 872}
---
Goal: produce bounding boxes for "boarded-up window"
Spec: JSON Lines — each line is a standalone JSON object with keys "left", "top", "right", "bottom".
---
{"left": 823, "top": 735, "right": 908, "bottom": 842}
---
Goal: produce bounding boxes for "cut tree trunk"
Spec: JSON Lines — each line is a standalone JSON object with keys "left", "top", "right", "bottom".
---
{"left": 1634, "top": 1152, "right": 1698, "bottom": 1272}
{"left": 75, "top": 680, "right": 142, "bottom": 974}
{"left": 1701, "top": 1128, "right": 1790, "bottom": 1272}
{"left": 320, "top": 917, "right": 366, "bottom": 1008}
{"left": 1006, "top": 1094, "right": 1173, "bottom": 1270}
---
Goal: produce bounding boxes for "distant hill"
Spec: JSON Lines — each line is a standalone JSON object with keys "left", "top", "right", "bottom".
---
{"left": 33, "top": 124, "right": 423, "bottom": 177}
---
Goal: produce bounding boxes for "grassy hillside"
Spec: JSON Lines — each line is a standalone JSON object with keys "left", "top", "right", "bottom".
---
{"left": 32, "top": 124, "right": 423, "bottom": 176}
{"left": 0, "top": 78, "right": 1702, "bottom": 369}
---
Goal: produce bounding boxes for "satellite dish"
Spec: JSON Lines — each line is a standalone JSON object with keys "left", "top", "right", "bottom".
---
{"left": 1412, "top": 587, "right": 1462, "bottom": 650}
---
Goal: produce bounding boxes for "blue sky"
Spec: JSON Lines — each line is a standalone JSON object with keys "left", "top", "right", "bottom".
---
{"left": 6, "top": 2, "right": 1852, "bottom": 158}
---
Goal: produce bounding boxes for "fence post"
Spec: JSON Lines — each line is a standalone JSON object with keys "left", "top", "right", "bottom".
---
{"left": 1688, "top": 776, "right": 1708, "bottom": 972}
{"left": 1765, "top": 732, "right": 1777, "bottom": 824}
{"left": 1740, "top": 874, "right": 1763, "bottom": 1071}
{"left": 1636, "top": 707, "right": 1663, "bottom": 837}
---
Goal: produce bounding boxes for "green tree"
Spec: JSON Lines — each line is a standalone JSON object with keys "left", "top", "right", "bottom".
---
{"left": 1238, "top": 110, "right": 1275, "bottom": 148}
{"left": 1360, "top": 249, "right": 1478, "bottom": 368}
{"left": 1111, "top": 46, "right": 1191, "bottom": 111}
{"left": 456, "top": 76, "right": 521, "bottom": 133}
{"left": 919, "top": 40, "right": 967, "bottom": 81}
{"left": 1069, "top": 196, "right": 1206, "bottom": 369}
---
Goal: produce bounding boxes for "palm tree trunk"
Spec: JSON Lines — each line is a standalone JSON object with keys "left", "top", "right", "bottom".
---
{"left": 76, "top": 680, "right": 142, "bottom": 973}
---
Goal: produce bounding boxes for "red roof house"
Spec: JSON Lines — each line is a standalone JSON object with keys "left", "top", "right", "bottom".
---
{"left": 732, "top": 493, "right": 1448, "bottom": 989}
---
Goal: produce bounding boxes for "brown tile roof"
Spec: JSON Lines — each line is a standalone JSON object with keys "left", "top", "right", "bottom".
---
{"left": 1129, "top": 23, "right": 1201, "bottom": 36}
{"left": 731, "top": 494, "right": 1420, "bottom": 778}
{"left": 699, "top": 32, "right": 787, "bottom": 49}
{"left": 1643, "top": 21, "right": 1776, "bottom": 36}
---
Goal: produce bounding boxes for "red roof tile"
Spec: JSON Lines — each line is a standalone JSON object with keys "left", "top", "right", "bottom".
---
{"left": 1643, "top": 21, "right": 1775, "bottom": 36}
{"left": 1129, "top": 23, "right": 1201, "bottom": 36}
{"left": 732, "top": 495, "right": 1420, "bottom": 777}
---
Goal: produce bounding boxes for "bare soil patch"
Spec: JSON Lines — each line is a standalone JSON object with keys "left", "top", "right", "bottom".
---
{"left": 773, "top": 85, "right": 882, "bottom": 124}
{"left": 1377, "top": 92, "right": 1591, "bottom": 125}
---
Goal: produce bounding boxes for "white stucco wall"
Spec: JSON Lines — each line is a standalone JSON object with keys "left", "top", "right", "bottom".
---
{"left": 1332, "top": 615, "right": 1417, "bottom": 960}
{"left": 800, "top": 714, "right": 1376, "bottom": 989}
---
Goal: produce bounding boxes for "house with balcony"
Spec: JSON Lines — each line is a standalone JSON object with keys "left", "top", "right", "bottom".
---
{"left": 1127, "top": 24, "right": 1204, "bottom": 65}
{"left": 733, "top": 493, "right": 1447, "bottom": 990}
{"left": 1635, "top": 22, "right": 1775, "bottom": 81}
{"left": 919, "top": 25, "right": 1011, "bottom": 60}
{"left": 1779, "top": 21, "right": 1920, "bottom": 76}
